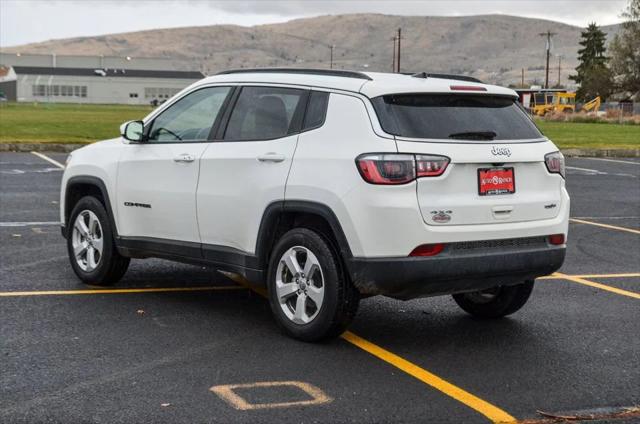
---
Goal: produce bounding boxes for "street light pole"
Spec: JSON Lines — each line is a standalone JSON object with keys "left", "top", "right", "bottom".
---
{"left": 329, "top": 45, "right": 334, "bottom": 69}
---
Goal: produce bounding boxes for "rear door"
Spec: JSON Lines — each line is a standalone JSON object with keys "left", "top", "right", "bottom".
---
{"left": 116, "top": 86, "right": 232, "bottom": 243}
{"left": 372, "top": 93, "right": 563, "bottom": 226}
{"left": 197, "top": 85, "right": 309, "bottom": 256}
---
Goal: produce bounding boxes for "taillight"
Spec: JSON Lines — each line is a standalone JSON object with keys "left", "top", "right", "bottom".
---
{"left": 356, "top": 153, "right": 449, "bottom": 185}
{"left": 410, "top": 243, "right": 446, "bottom": 256}
{"left": 544, "top": 151, "right": 565, "bottom": 178}
{"left": 416, "top": 155, "right": 449, "bottom": 177}
{"left": 548, "top": 234, "right": 565, "bottom": 245}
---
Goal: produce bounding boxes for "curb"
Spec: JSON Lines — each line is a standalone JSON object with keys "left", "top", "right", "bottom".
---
{"left": 1, "top": 143, "right": 639, "bottom": 158}
{"left": 561, "top": 148, "right": 640, "bottom": 158}
{"left": 0, "top": 143, "right": 88, "bottom": 153}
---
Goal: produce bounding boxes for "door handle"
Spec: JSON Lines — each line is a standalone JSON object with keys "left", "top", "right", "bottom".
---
{"left": 257, "top": 153, "right": 285, "bottom": 163}
{"left": 174, "top": 153, "right": 195, "bottom": 163}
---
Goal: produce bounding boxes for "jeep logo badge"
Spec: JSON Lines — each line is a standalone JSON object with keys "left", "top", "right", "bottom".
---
{"left": 491, "top": 146, "right": 512, "bottom": 157}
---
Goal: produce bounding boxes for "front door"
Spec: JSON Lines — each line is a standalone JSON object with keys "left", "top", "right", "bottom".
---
{"left": 116, "top": 86, "right": 232, "bottom": 245}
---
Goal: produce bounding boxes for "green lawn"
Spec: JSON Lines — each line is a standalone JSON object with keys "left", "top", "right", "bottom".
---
{"left": 0, "top": 102, "right": 638, "bottom": 149}
{"left": 0, "top": 102, "right": 152, "bottom": 143}
{"left": 535, "top": 120, "right": 640, "bottom": 150}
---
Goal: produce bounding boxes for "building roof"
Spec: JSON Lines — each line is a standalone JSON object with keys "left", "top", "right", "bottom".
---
{"left": 203, "top": 69, "right": 517, "bottom": 98}
{"left": 12, "top": 66, "right": 204, "bottom": 79}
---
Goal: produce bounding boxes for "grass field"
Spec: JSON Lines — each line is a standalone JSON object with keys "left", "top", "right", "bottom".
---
{"left": 1, "top": 102, "right": 638, "bottom": 149}
{"left": 0, "top": 103, "right": 152, "bottom": 143}
{"left": 535, "top": 120, "right": 640, "bottom": 150}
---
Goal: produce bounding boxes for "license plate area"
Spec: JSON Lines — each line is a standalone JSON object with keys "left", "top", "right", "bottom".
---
{"left": 478, "top": 167, "right": 515, "bottom": 196}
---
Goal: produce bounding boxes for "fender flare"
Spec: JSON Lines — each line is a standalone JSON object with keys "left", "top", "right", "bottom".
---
{"left": 254, "top": 200, "right": 353, "bottom": 267}
{"left": 64, "top": 176, "right": 118, "bottom": 238}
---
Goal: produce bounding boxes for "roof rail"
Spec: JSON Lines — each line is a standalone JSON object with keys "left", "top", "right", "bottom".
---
{"left": 216, "top": 68, "right": 372, "bottom": 81}
{"left": 411, "top": 72, "right": 483, "bottom": 84}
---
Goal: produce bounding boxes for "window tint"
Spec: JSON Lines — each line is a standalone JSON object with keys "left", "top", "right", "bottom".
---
{"left": 303, "top": 91, "right": 330, "bottom": 130}
{"left": 372, "top": 94, "right": 543, "bottom": 141}
{"left": 147, "top": 86, "right": 231, "bottom": 143}
{"left": 224, "top": 86, "right": 306, "bottom": 141}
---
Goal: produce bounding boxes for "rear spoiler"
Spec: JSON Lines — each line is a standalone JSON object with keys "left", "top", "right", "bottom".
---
{"left": 409, "top": 72, "right": 483, "bottom": 84}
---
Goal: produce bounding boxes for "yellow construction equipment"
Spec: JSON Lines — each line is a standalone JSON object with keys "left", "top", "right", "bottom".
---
{"left": 531, "top": 92, "right": 576, "bottom": 116}
{"left": 582, "top": 96, "right": 601, "bottom": 113}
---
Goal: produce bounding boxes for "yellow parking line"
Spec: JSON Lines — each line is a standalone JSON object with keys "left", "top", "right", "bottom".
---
{"left": 0, "top": 285, "right": 245, "bottom": 297}
{"left": 225, "top": 272, "right": 515, "bottom": 423}
{"left": 570, "top": 218, "right": 640, "bottom": 235}
{"left": 342, "top": 331, "right": 516, "bottom": 424}
{"left": 553, "top": 273, "right": 640, "bottom": 300}
{"left": 538, "top": 273, "right": 640, "bottom": 280}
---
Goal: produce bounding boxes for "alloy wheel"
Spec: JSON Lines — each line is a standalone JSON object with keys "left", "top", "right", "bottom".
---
{"left": 275, "top": 246, "right": 325, "bottom": 324}
{"left": 71, "top": 210, "right": 104, "bottom": 272}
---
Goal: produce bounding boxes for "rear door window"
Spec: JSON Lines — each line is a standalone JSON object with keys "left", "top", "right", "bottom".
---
{"left": 303, "top": 91, "right": 330, "bottom": 131}
{"left": 372, "top": 94, "right": 543, "bottom": 141}
{"left": 223, "top": 86, "right": 307, "bottom": 141}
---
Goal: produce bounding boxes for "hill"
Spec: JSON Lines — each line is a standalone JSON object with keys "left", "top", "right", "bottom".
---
{"left": 2, "top": 14, "right": 622, "bottom": 86}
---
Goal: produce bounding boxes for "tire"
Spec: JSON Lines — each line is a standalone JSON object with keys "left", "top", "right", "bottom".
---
{"left": 267, "top": 228, "right": 359, "bottom": 342}
{"left": 67, "top": 196, "right": 130, "bottom": 286}
{"left": 452, "top": 280, "right": 534, "bottom": 318}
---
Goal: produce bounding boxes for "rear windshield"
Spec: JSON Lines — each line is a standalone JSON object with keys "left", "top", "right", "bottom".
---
{"left": 371, "top": 94, "right": 543, "bottom": 141}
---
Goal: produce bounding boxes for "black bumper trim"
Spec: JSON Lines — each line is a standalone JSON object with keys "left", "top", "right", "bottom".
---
{"left": 347, "top": 246, "right": 565, "bottom": 300}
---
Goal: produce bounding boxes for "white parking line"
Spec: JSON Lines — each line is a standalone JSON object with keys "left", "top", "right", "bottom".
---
{"left": 0, "top": 222, "right": 60, "bottom": 227}
{"left": 572, "top": 216, "right": 640, "bottom": 220}
{"left": 578, "top": 157, "right": 640, "bottom": 166}
{"left": 566, "top": 166, "right": 636, "bottom": 178}
{"left": 30, "top": 151, "right": 65, "bottom": 169}
{"left": 566, "top": 166, "right": 606, "bottom": 174}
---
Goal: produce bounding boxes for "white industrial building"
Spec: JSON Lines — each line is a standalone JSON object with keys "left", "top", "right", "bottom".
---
{"left": 0, "top": 53, "right": 204, "bottom": 104}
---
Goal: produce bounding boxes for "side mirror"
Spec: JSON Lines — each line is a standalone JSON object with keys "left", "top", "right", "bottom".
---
{"left": 121, "top": 120, "right": 144, "bottom": 143}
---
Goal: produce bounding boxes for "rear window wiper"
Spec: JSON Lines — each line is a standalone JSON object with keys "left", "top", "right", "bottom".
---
{"left": 448, "top": 131, "right": 497, "bottom": 141}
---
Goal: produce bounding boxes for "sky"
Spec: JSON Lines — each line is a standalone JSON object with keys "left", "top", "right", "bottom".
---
{"left": 0, "top": 0, "right": 630, "bottom": 48}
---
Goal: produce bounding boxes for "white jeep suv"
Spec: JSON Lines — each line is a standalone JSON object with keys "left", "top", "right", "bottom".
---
{"left": 61, "top": 69, "right": 569, "bottom": 341}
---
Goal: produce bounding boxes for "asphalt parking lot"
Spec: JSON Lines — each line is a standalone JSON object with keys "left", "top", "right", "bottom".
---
{"left": 1, "top": 152, "right": 638, "bottom": 424}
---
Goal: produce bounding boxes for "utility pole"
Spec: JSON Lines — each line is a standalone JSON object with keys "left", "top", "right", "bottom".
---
{"left": 391, "top": 36, "right": 396, "bottom": 72}
{"left": 329, "top": 45, "right": 334, "bottom": 69}
{"left": 556, "top": 54, "right": 563, "bottom": 87}
{"left": 396, "top": 28, "right": 402, "bottom": 73}
{"left": 539, "top": 30, "right": 556, "bottom": 89}
{"left": 521, "top": 68, "right": 525, "bottom": 88}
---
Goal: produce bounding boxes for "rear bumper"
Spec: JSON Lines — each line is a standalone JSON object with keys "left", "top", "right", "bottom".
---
{"left": 347, "top": 245, "right": 565, "bottom": 300}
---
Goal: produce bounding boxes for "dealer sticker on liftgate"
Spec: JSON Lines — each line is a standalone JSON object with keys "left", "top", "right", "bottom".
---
{"left": 478, "top": 167, "right": 515, "bottom": 195}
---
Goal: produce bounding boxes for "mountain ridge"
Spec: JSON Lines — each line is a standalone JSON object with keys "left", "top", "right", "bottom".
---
{"left": 2, "top": 14, "right": 622, "bottom": 86}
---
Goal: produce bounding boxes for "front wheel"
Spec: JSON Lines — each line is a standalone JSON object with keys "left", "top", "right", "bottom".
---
{"left": 267, "top": 228, "right": 359, "bottom": 342}
{"left": 67, "top": 196, "right": 130, "bottom": 285}
{"left": 452, "top": 280, "right": 534, "bottom": 318}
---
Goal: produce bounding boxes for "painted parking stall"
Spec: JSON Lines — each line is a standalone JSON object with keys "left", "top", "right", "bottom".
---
{"left": 1, "top": 152, "right": 638, "bottom": 423}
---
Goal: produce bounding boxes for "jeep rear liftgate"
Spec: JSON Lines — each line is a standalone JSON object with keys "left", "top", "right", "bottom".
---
{"left": 372, "top": 93, "right": 563, "bottom": 226}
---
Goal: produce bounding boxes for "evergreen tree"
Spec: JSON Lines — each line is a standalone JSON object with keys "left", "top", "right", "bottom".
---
{"left": 570, "top": 23, "right": 613, "bottom": 101}
{"left": 610, "top": 0, "right": 640, "bottom": 96}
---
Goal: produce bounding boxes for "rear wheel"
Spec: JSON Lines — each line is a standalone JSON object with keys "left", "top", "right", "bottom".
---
{"left": 452, "top": 280, "right": 534, "bottom": 318}
{"left": 67, "top": 196, "right": 129, "bottom": 285}
{"left": 267, "top": 228, "right": 359, "bottom": 342}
